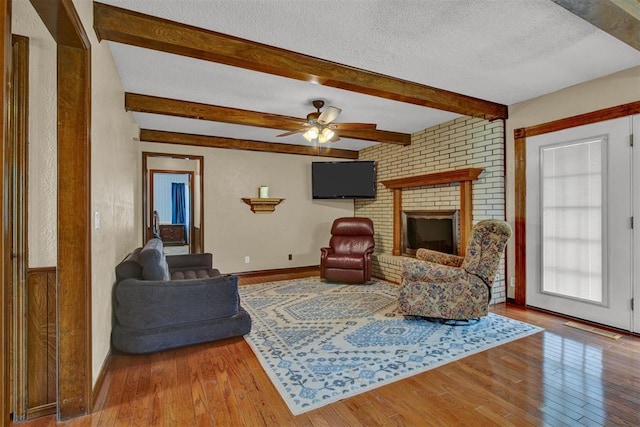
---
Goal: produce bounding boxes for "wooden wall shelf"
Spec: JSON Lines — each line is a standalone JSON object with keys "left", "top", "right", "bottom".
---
{"left": 381, "top": 167, "right": 484, "bottom": 256}
{"left": 242, "top": 198, "right": 285, "bottom": 214}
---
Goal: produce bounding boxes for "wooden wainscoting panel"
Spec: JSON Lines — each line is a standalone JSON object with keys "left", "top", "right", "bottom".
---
{"left": 26, "top": 267, "right": 56, "bottom": 414}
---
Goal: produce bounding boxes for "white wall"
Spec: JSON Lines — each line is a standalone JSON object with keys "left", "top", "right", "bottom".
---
{"left": 505, "top": 65, "right": 640, "bottom": 298}
{"left": 12, "top": 0, "right": 57, "bottom": 268}
{"left": 140, "top": 142, "right": 354, "bottom": 273}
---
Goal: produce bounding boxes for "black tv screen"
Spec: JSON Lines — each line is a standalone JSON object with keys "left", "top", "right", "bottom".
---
{"left": 311, "top": 161, "right": 377, "bottom": 199}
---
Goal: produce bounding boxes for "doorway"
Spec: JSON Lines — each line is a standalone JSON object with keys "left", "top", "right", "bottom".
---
{"left": 142, "top": 152, "right": 204, "bottom": 253}
{"left": 150, "top": 170, "right": 193, "bottom": 254}
{"left": 525, "top": 116, "right": 636, "bottom": 331}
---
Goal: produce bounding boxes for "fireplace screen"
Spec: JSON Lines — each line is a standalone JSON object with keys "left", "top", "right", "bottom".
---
{"left": 402, "top": 210, "right": 459, "bottom": 256}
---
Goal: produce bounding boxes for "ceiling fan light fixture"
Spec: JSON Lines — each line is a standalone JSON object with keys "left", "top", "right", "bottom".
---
{"left": 303, "top": 132, "right": 314, "bottom": 142}
{"left": 322, "top": 127, "right": 335, "bottom": 140}
{"left": 304, "top": 126, "right": 319, "bottom": 141}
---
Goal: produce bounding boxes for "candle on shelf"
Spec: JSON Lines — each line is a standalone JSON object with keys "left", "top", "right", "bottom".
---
{"left": 259, "top": 186, "right": 269, "bottom": 198}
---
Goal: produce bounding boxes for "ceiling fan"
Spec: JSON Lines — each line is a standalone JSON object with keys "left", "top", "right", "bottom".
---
{"left": 277, "top": 100, "right": 377, "bottom": 143}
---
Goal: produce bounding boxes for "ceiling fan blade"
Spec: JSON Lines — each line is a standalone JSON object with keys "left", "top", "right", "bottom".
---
{"left": 330, "top": 122, "right": 377, "bottom": 130}
{"left": 317, "top": 106, "right": 341, "bottom": 125}
{"left": 264, "top": 114, "right": 306, "bottom": 126}
{"left": 277, "top": 129, "right": 304, "bottom": 137}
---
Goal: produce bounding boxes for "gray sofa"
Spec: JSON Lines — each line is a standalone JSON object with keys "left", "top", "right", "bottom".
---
{"left": 112, "top": 238, "right": 251, "bottom": 354}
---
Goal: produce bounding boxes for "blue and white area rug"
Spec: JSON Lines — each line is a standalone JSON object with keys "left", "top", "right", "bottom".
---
{"left": 239, "top": 277, "right": 543, "bottom": 415}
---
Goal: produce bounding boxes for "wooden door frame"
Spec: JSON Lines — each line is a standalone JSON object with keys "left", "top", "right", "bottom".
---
{"left": 8, "top": 33, "right": 29, "bottom": 421}
{"left": 513, "top": 101, "right": 640, "bottom": 306}
{"left": 149, "top": 169, "right": 195, "bottom": 249}
{"left": 142, "top": 152, "right": 204, "bottom": 253}
{"left": 1, "top": 0, "right": 12, "bottom": 425}
{"left": 27, "top": 0, "right": 92, "bottom": 421}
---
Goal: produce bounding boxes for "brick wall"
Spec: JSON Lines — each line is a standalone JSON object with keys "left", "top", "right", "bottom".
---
{"left": 356, "top": 116, "right": 508, "bottom": 303}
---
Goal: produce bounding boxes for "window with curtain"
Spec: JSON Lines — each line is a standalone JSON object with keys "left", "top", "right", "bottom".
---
{"left": 540, "top": 137, "right": 606, "bottom": 303}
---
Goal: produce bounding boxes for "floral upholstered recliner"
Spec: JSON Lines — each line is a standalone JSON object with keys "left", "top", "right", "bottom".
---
{"left": 398, "top": 220, "right": 512, "bottom": 320}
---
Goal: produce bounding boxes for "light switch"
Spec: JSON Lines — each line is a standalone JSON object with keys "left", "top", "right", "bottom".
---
{"left": 94, "top": 211, "right": 101, "bottom": 229}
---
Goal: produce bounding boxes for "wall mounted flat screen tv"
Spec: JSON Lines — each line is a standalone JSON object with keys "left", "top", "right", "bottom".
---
{"left": 311, "top": 161, "right": 377, "bottom": 199}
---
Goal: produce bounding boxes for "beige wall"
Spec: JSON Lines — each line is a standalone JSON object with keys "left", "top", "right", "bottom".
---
{"left": 12, "top": 0, "right": 57, "bottom": 268}
{"left": 505, "top": 65, "right": 640, "bottom": 298}
{"left": 74, "top": 0, "right": 140, "bottom": 384}
{"left": 140, "top": 142, "right": 354, "bottom": 273}
{"left": 13, "top": 0, "right": 139, "bottom": 388}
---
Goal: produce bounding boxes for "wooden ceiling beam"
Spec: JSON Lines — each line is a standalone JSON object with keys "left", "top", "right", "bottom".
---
{"left": 126, "top": 93, "right": 411, "bottom": 145}
{"left": 94, "top": 2, "right": 508, "bottom": 120}
{"left": 139, "top": 129, "right": 359, "bottom": 159}
{"left": 551, "top": 0, "right": 640, "bottom": 51}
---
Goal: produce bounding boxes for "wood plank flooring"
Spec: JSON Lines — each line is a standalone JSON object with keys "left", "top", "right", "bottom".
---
{"left": 12, "top": 272, "right": 640, "bottom": 426}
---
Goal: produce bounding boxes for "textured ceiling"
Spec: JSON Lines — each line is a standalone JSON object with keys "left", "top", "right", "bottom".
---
{"left": 98, "top": 0, "right": 640, "bottom": 152}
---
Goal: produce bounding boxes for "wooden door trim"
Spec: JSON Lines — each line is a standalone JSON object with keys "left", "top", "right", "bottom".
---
{"left": 513, "top": 100, "right": 640, "bottom": 306}
{"left": 1, "top": 0, "right": 11, "bottom": 425}
{"left": 28, "top": 0, "right": 92, "bottom": 420}
{"left": 149, "top": 169, "right": 195, "bottom": 249}
{"left": 9, "top": 34, "right": 29, "bottom": 422}
{"left": 143, "top": 152, "right": 205, "bottom": 253}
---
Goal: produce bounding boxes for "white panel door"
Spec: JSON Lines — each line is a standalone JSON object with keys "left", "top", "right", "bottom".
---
{"left": 526, "top": 117, "right": 634, "bottom": 331}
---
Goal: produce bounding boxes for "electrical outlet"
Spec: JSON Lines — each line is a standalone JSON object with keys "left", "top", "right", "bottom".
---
{"left": 509, "top": 277, "right": 515, "bottom": 288}
{"left": 244, "top": 256, "right": 250, "bottom": 263}
{"left": 288, "top": 254, "right": 292, "bottom": 260}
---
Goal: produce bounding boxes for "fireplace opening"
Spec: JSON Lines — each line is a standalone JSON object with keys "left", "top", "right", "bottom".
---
{"left": 402, "top": 210, "right": 459, "bottom": 256}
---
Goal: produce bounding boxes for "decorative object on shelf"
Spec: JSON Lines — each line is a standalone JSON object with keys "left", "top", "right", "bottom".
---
{"left": 242, "top": 198, "right": 285, "bottom": 214}
{"left": 259, "top": 186, "right": 269, "bottom": 198}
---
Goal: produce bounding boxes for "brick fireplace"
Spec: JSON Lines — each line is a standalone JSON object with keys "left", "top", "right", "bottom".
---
{"left": 355, "top": 116, "right": 506, "bottom": 301}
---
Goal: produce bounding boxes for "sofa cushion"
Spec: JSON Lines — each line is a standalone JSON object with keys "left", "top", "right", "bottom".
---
{"left": 139, "top": 238, "right": 170, "bottom": 281}
{"left": 112, "top": 307, "right": 252, "bottom": 354}
{"left": 171, "top": 269, "right": 219, "bottom": 280}
{"left": 115, "top": 247, "right": 143, "bottom": 282}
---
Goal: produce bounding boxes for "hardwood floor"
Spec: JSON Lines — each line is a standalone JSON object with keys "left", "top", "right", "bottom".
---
{"left": 12, "top": 272, "right": 640, "bottom": 426}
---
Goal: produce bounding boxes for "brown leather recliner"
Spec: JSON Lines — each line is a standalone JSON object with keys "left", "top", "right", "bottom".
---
{"left": 320, "top": 217, "right": 375, "bottom": 284}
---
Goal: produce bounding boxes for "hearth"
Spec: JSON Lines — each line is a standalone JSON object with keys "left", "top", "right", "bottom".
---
{"left": 402, "top": 210, "right": 459, "bottom": 256}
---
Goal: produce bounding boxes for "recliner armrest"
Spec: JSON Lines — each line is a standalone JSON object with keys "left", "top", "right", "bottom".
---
{"left": 415, "top": 248, "right": 464, "bottom": 267}
{"left": 402, "top": 259, "right": 468, "bottom": 282}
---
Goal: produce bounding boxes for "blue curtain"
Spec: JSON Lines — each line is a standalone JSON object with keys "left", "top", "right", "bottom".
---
{"left": 171, "top": 183, "right": 186, "bottom": 224}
